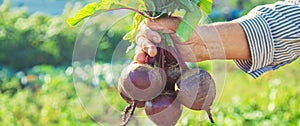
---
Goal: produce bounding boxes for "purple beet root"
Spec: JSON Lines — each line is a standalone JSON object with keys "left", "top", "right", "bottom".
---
{"left": 165, "top": 63, "right": 181, "bottom": 91}
{"left": 145, "top": 93, "right": 182, "bottom": 126}
{"left": 118, "top": 84, "right": 145, "bottom": 108}
{"left": 161, "top": 47, "right": 181, "bottom": 91}
{"left": 176, "top": 69, "right": 216, "bottom": 123}
{"left": 118, "top": 64, "right": 165, "bottom": 101}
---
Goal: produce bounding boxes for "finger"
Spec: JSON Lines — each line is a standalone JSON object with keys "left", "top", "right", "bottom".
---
{"left": 136, "top": 36, "right": 157, "bottom": 57}
{"left": 146, "top": 46, "right": 158, "bottom": 57}
{"left": 135, "top": 45, "right": 142, "bottom": 54}
{"left": 138, "top": 20, "right": 147, "bottom": 31}
{"left": 146, "top": 17, "right": 181, "bottom": 33}
{"left": 142, "top": 29, "right": 161, "bottom": 43}
{"left": 133, "top": 51, "right": 146, "bottom": 64}
{"left": 139, "top": 21, "right": 161, "bottom": 43}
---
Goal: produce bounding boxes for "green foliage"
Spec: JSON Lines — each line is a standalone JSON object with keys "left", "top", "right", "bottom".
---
{"left": 3, "top": 0, "right": 299, "bottom": 125}
{"left": 0, "top": 2, "right": 77, "bottom": 70}
{"left": 176, "top": 10, "right": 202, "bottom": 42}
{"left": 0, "top": 66, "right": 95, "bottom": 125}
{"left": 67, "top": 2, "right": 99, "bottom": 25}
{"left": 198, "top": 0, "right": 213, "bottom": 15}
{"left": 0, "top": 1, "right": 130, "bottom": 70}
{"left": 175, "top": 0, "right": 201, "bottom": 42}
{"left": 123, "top": 13, "right": 143, "bottom": 42}
{"left": 2, "top": 60, "right": 300, "bottom": 125}
{"left": 67, "top": 0, "right": 144, "bottom": 26}
{"left": 68, "top": 0, "right": 213, "bottom": 43}
{"left": 241, "top": 0, "right": 277, "bottom": 15}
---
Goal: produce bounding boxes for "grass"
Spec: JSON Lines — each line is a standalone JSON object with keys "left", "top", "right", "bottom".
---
{"left": 1, "top": 59, "right": 300, "bottom": 125}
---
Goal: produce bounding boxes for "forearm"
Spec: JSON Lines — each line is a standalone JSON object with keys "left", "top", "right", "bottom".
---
{"left": 194, "top": 22, "right": 251, "bottom": 61}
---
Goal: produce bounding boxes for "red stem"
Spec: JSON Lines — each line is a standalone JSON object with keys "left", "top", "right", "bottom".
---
{"left": 169, "top": 36, "right": 188, "bottom": 69}
{"left": 122, "top": 101, "right": 137, "bottom": 126}
{"left": 158, "top": 48, "right": 162, "bottom": 68}
{"left": 109, "top": 8, "right": 145, "bottom": 17}
{"left": 146, "top": 55, "right": 156, "bottom": 66}
{"left": 161, "top": 47, "right": 165, "bottom": 70}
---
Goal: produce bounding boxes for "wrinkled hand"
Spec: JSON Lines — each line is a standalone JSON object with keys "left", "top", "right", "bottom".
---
{"left": 134, "top": 17, "right": 208, "bottom": 64}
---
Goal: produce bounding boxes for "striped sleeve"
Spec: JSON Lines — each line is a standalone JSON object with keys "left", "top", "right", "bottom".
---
{"left": 233, "top": 0, "right": 300, "bottom": 78}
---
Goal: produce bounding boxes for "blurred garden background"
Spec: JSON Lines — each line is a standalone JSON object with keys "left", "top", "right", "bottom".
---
{"left": 1, "top": 0, "right": 300, "bottom": 125}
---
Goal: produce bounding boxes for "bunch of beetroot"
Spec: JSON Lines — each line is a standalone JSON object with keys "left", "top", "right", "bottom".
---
{"left": 118, "top": 39, "right": 216, "bottom": 125}
{"left": 117, "top": 1, "right": 216, "bottom": 125}
{"left": 67, "top": 0, "right": 215, "bottom": 125}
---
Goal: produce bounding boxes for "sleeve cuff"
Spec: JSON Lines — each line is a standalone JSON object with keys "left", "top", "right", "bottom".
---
{"left": 233, "top": 13, "right": 275, "bottom": 78}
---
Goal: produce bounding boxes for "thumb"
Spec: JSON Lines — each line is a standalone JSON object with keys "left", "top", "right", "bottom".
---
{"left": 146, "top": 17, "right": 181, "bottom": 34}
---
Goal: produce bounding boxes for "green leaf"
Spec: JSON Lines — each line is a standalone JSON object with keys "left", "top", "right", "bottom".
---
{"left": 118, "top": 0, "right": 145, "bottom": 10}
{"left": 176, "top": 0, "right": 212, "bottom": 42}
{"left": 176, "top": 9, "right": 202, "bottom": 42}
{"left": 143, "top": 0, "right": 156, "bottom": 11}
{"left": 189, "top": 0, "right": 213, "bottom": 15}
{"left": 134, "top": 13, "right": 142, "bottom": 29}
{"left": 123, "top": 13, "right": 143, "bottom": 42}
{"left": 67, "top": 2, "right": 99, "bottom": 26}
{"left": 98, "top": 0, "right": 136, "bottom": 10}
{"left": 177, "top": 0, "right": 195, "bottom": 11}
{"left": 67, "top": 0, "right": 146, "bottom": 26}
{"left": 198, "top": 0, "right": 213, "bottom": 15}
{"left": 67, "top": 0, "right": 123, "bottom": 26}
{"left": 97, "top": 0, "right": 115, "bottom": 10}
{"left": 123, "top": 29, "right": 138, "bottom": 42}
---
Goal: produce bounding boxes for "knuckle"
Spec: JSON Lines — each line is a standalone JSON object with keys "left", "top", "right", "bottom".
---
{"left": 141, "top": 28, "right": 150, "bottom": 35}
{"left": 135, "top": 46, "right": 142, "bottom": 53}
{"left": 138, "top": 21, "right": 146, "bottom": 30}
{"left": 136, "top": 35, "right": 144, "bottom": 45}
{"left": 144, "top": 29, "right": 161, "bottom": 43}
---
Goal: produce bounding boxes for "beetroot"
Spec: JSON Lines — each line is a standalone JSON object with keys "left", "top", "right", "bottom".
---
{"left": 118, "top": 84, "right": 145, "bottom": 108}
{"left": 164, "top": 63, "right": 181, "bottom": 91}
{"left": 163, "top": 47, "right": 182, "bottom": 91}
{"left": 176, "top": 69, "right": 216, "bottom": 123}
{"left": 118, "top": 63, "right": 165, "bottom": 101}
{"left": 145, "top": 93, "right": 182, "bottom": 126}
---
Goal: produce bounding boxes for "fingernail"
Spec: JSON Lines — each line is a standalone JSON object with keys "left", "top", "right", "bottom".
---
{"left": 148, "top": 48, "right": 157, "bottom": 57}
{"left": 148, "top": 49, "right": 154, "bottom": 57}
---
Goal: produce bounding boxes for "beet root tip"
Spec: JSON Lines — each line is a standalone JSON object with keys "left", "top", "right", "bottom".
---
{"left": 206, "top": 109, "right": 215, "bottom": 123}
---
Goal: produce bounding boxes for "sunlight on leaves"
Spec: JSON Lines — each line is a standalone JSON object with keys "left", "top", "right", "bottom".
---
{"left": 198, "top": 0, "right": 213, "bottom": 15}
{"left": 123, "top": 13, "right": 143, "bottom": 42}
{"left": 67, "top": 2, "right": 98, "bottom": 26}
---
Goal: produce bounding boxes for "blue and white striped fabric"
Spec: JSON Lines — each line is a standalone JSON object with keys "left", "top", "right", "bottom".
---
{"left": 233, "top": 0, "right": 300, "bottom": 78}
